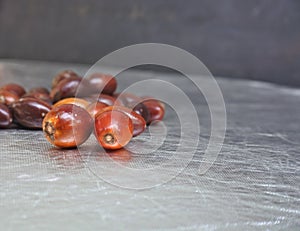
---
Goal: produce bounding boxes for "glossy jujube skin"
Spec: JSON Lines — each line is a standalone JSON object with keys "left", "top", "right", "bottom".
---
{"left": 43, "top": 104, "right": 93, "bottom": 148}
{"left": 28, "top": 87, "right": 50, "bottom": 95}
{"left": 0, "top": 83, "right": 26, "bottom": 97}
{"left": 87, "top": 73, "right": 117, "bottom": 95}
{"left": 53, "top": 97, "right": 90, "bottom": 109}
{"left": 114, "top": 92, "right": 141, "bottom": 106}
{"left": 0, "top": 89, "right": 20, "bottom": 105}
{"left": 52, "top": 70, "right": 81, "bottom": 89}
{"left": 22, "top": 92, "right": 52, "bottom": 105}
{"left": 12, "top": 98, "right": 52, "bottom": 129}
{"left": 142, "top": 98, "right": 165, "bottom": 124}
{"left": 84, "top": 93, "right": 122, "bottom": 106}
{"left": 50, "top": 77, "right": 82, "bottom": 103}
{"left": 129, "top": 102, "right": 150, "bottom": 124}
{"left": 114, "top": 93, "right": 150, "bottom": 123}
{"left": 94, "top": 110, "right": 133, "bottom": 150}
{"left": 95, "top": 106, "right": 146, "bottom": 137}
{"left": 86, "top": 102, "right": 109, "bottom": 118}
{"left": 0, "top": 103, "right": 13, "bottom": 128}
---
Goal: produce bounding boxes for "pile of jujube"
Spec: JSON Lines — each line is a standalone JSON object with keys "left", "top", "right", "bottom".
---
{"left": 0, "top": 70, "right": 164, "bottom": 149}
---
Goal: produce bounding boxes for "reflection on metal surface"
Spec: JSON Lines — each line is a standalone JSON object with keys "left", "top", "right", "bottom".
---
{"left": 0, "top": 60, "right": 299, "bottom": 229}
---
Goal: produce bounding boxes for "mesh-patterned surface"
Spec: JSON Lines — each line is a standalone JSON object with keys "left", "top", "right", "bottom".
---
{"left": 0, "top": 60, "right": 299, "bottom": 230}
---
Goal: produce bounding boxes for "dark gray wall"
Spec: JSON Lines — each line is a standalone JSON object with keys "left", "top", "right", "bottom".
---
{"left": 0, "top": 0, "right": 300, "bottom": 87}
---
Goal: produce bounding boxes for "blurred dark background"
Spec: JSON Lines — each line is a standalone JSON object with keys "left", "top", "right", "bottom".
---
{"left": 0, "top": 0, "right": 299, "bottom": 87}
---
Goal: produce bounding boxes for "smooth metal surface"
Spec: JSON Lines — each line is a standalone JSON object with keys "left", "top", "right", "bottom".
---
{"left": 0, "top": 60, "right": 299, "bottom": 230}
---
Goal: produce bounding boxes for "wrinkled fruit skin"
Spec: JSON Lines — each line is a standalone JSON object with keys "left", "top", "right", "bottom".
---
{"left": 42, "top": 104, "right": 93, "bottom": 148}
{"left": 94, "top": 110, "right": 133, "bottom": 150}
{"left": 12, "top": 98, "right": 52, "bottom": 129}
{"left": 0, "top": 103, "right": 13, "bottom": 128}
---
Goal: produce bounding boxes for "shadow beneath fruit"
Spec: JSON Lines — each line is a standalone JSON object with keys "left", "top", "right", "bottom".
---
{"left": 105, "top": 149, "right": 132, "bottom": 162}
{"left": 81, "top": 143, "right": 133, "bottom": 163}
{"left": 46, "top": 142, "right": 134, "bottom": 171}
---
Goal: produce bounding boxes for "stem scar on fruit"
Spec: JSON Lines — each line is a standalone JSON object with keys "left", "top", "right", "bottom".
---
{"left": 44, "top": 121, "right": 55, "bottom": 141}
{"left": 104, "top": 133, "right": 115, "bottom": 144}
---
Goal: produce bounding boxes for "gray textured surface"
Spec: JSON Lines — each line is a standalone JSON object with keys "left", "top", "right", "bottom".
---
{"left": 0, "top": 60, "right": 300, "bottom": 230}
